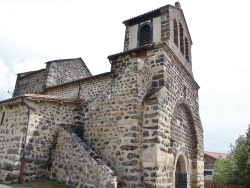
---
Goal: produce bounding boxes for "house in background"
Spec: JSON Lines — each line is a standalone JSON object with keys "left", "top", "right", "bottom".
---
{"left": 204, "top": 151, "right": 228, "bottom": 179}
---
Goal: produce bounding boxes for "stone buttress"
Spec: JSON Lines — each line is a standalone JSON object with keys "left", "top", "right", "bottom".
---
{"left": 0, "top": 2, "right": 204, "bottom": 188}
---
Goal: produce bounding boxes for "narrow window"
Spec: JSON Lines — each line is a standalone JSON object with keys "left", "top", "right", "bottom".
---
{"left": 179, "top": 23, "right": 184, "bottom": 54}
{"left": 185, "top": 38, "right": 189, "bottom": 62}
{"left": 183, "top": 86, "right": 186, "bottom": 98}
{"left": 1, "top": 112, "right": 5, "bottom": 125}
{"left": 174, "top": 20, "right": 178, "bottom": 46}
{"left": 139, "top": 24, "right": 151, "bottom": 46}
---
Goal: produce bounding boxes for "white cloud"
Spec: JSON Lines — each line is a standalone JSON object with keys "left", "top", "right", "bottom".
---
{"left": 0, "top": 0, "right": 250, "bottom": 153}
{"left": 0, "top": 58, "right": 15, "bottom": 99}
{"left": 0, "top": 57, "right": 43, "bottom": 100}
{"left": 11, "top": 58, "right": 44, "bottom": 74}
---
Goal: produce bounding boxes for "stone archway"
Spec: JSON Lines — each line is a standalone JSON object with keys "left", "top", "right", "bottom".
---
{"left": 171, "top": 98, "right": 199, "bottom": 187}
{"left": 175, "top": 155, "right": 187, "bottom": 188}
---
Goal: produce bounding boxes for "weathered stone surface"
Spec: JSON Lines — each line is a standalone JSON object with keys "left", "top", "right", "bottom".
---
{"left": 121, "top": 176, "right": 139, "bottom": 182}
{"left": 0, "top": 3, "right": 204, "bottom": 188}
{"left": 7, "top": 148, "right": 18, "bottom": 154}
{"left": 5, "top": 173, "right": 19, "bottom": 182}
{"left": 122, "top": 160, "right": 137, "bottom": 166}
{"left": 51, "top": 127, "right": 117, "bottom": 188}
{"left": 2, "top": 162, "right": 14, "bottom": 171}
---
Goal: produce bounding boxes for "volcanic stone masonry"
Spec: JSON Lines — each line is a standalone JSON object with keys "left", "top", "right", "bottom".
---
{"left": 0, "top": 2, "right": 204, "bottom": 188}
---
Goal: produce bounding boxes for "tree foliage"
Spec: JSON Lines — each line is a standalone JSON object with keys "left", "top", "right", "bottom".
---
{"left": 213, "top": 125, "right": 250, "bottom": 187}
{"left": 213, "top": 155, "right": 237, "bottom": 185}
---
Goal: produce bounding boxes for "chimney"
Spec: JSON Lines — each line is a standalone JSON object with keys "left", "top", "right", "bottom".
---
{"left": 175, "top": 2, "right": 181, "bottom": 9}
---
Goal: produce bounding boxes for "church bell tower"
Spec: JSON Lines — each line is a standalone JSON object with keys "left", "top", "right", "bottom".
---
{"left": 107, "top": 2, "right": 204, "bottom": 187}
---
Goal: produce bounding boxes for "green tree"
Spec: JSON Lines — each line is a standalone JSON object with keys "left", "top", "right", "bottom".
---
{"left": 213, "top": 155, "right": 237, "bottom": 185}
{"left": 213, "top": 125, "right": 250, "bottom": 187}
{"left": 231, "top": 125, "right": 250, "bottom": 187}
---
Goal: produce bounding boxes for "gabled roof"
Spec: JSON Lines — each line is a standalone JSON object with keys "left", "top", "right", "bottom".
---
{"left": 43, "top": 72, "right": 110, "bottom": 91}
{"left": 123, "top": 8, "right": 161, "bottom": 26}
{"left": 17, "top": 69, "right": 45, "bottom": 78}
{"left": 204, "top": 151, "right": 229, "bottom": 160}
{"left": 23, "top": 94, "right": 84, "bottom": 103}
{"left": 122, "top": 3, "right": 192, "bottom": 44}
{"left": 45, "top": 57, "right": 83, "bottom": 64}
{"left": 108, "top": 45, "right": 149, "bottom": 61}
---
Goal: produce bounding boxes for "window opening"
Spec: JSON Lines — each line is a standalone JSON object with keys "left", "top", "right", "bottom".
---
{"left": 139, "top": 24, "right": 151, "bottom": 46}
{"left": 174, "top": 20, "right": 178, "bottom": 46}
{"left": 183, "top": 86, "right": 186, "bottom": 98}
{"left": 185, "top": 38, "right": 189, "bottom": 62}
{"left": 1, "top": 112, "right": 5, "bottom": 125}
{"left": 179, "top": 23, "right": 184, "bottom": 54}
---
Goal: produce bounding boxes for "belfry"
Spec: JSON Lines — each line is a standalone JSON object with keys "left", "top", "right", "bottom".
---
{"left": 0, "top": 2, "right": 204, "bottom": 187}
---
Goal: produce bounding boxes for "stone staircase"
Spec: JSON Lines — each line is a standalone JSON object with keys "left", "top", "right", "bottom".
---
{"left": 50, "top": 124, "right": 118, "bottom": 188}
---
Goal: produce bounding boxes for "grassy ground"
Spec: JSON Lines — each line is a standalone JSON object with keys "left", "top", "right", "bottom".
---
{"left": 0, "top": 180, "right": 74, "bottom": 188}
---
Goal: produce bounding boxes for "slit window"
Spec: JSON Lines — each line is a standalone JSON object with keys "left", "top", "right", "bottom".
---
{"left": 185, "top": 38, "right": 189, "bottom": 62}
{"left": 174, "top": 20, "right": 178, "bottom": 46}
{"left": 139, "top": 24, "right": 151, "bottom": 46}
{"left": 179, "top": 23, "right": 184, "bottom": 54}
{"left": 1, "top": 112, "right": 5, "bottom": 125}
{"left": 183, "top": 86, "right": 187, "bottom": 98}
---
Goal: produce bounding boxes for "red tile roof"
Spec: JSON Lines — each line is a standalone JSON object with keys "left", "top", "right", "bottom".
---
{"left": 0, "top": 94, "right": 84, "bottom": 104}
{"left": 23, "top": 94, "right": 84, "bottom": 103}
{"left": 204, "top": 151, "right": 229, "bottom": 159}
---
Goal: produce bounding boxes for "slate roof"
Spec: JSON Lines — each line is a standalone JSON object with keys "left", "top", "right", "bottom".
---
{"left": 16, "top": 58, "right": 92, "bottom": 80}
{"left": 46, "top": 57, "right": 83, "bottom": 64}
{"left": 204, "top": 151, "right": 229, "bottom": 159}
{"left": 108, "top": 45, "right": 149, "bottom": 61}
{"left": 17, "top": 69, "right": 45, "bottom": 78}
{"left": 123, "top": 8, "right": 161, "bottom": 26}
{"left": 43, "top": 72, "right": 110, "bottom": 91}
{"left": 122, "top": 3, "right": 192, "bottom": 44}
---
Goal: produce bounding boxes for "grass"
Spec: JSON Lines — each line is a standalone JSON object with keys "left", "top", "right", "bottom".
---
{"left": 23, "top": 180, "right": 73, "bottom": 187}
{"left": 0, "top": 179, "right": 75, "bottom": 188}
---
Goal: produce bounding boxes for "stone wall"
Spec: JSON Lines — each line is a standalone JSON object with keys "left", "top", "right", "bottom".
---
{"left": 0, "top": 99, "right": 79, "bottom": 183}
{"left": 51, "top": 126, "right": 117, "bottom": 188}
{"left": 142, "top": 87, "right": 174, "bottom": 187}
{"left": 152, "top": 45, "right": 203, "bottom": 187}
{"left": 21, "top": 100, "right": 77, "bottom": 182}
{"left": 45, "top": 58, "right": 92, "bottom": 88}
{"left": 147, "top": 45, "right": 203, "bottom": 187}
{"left": 168, "top": 6, "right": 192, "bottom": 74}
{"left": 106, "top": 43, "right": 203, "bottom": 187}
{"left": 13, "top": 69, "right": 46, "bottom": 97}
{"left": 13, "top": 58, "right": 92, "bottom": 97}
{"left": 83, "top": 58, "right": 151, "bottom": 187}
{"left": 44, "top": 73, "right": 111, "bottom": 101}
{"left": 0, "top": 102, "right": 28, "bottom": 182}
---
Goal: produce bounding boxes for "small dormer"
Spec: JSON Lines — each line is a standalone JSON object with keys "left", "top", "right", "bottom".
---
{"left": 122, "top": 2, "right": 193, "bottom": 65}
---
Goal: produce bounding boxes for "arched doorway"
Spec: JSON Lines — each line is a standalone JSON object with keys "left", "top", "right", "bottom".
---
{"left": 171, "top": 100, "right": 199, "bottom": 187}
{"left": 175, "top": 155, "right": 187, "bottom": 188}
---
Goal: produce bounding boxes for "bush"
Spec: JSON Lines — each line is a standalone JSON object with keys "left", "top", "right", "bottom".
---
{"left": 213, "top": 125, "right": 250, "bottom": 187}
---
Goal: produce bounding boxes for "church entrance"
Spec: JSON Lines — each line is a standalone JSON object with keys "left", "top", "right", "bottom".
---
{"left": 175, "top": 155, "right": 187, "bottom": 188}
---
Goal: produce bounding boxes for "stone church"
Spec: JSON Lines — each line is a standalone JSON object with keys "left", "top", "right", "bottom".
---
{"left": 0, "top": 2, "right": 204, "bottom": 188}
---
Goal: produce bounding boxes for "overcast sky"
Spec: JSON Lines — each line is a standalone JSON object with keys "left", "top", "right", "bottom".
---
{"left": 0, "top": 0, "right": 250, "bottom": 153}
